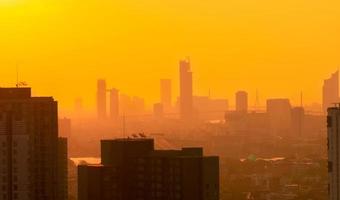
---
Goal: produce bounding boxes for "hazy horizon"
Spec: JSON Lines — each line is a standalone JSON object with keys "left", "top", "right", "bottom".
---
{"left": 0, "top": 0, "right": 339, "bottom": 113}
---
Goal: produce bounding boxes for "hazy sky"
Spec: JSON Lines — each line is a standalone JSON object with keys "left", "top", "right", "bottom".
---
{"left": 0, "top": 0, "right": 339, "bottom": 112}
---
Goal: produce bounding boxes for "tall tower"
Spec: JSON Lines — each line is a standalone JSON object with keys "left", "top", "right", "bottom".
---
{"left": 323, "top": 71, "right": 339, "bottom": 113}
{"left": 179, "top": 59, "right": 193, "bottom": 121}
{"left": 0, "top": 87, "right": 65, "bottom": 200}
{"left": 235, "top": 91, "right": 248, "bottom": 113}
{"left": 110, "top": 88, "right": 119, "bottom": 120}
{"left": 97, "top": 79, "right": 107, "bottom": 119}
{"left": 328, "top": 106, "right": 340, "bottom": 200}
{"left": 160, "top": 79, "right": 172, "bottom": 111}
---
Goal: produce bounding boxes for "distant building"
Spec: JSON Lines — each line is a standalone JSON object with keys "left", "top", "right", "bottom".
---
{"left": 119, "top": 94, "right": 145, "bottom": 116}
{"left": 160, "top": 79, "right": 172, "bottom": 111}
{"left": 153, "top": 103, "right": 164, "bottom": 119}
{"left": 179, "top": 59, "right": 193, "bottom": 121}
{"left": 78, "top": 138, "right": 219, "bottom": 200}
{"left": 57, "top": 137, "right": 68, "bottom": 200}
{"left": 109, "top": 88, "right": 119, "bottom": 120}
{"left": 266, "top": 99, "right": 292, "bottom": 137}
{"left": 193, "top": 96, "right": 228, "bottom": 120}
{"left": 327, "top": 106, "right": 340, "bottom": 200}
{"left": 0, "top": 88, "right": 65, "bottom": 200}
{"left": 97, "top": 79, "right": 107, "bottom": 119}
{"left": 59, "top": 117, "right": 72, "bottom": 138}
{"left": 235, "top": 91, "right": 248, "bottom": 113}
{"left": 291, "top": 107, "right": 305, "bottom": 137}
{"left": 323, "top": 71, "right": 339, "bottom": 113}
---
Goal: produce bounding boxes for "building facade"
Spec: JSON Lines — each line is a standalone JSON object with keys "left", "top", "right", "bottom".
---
{"left": 0, "top": 88, "right": 66, "bottom": 200}
{"left": 79, "top": 138, "right": 219, "bottom": 200}
{"left": 328, "top": 106, "right": 340, "bottom": 200}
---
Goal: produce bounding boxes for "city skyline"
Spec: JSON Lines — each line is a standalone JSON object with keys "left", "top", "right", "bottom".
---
{"left": 0, "top": 0, "right": 339, "bottom": 112}
{"left": 2, "top": 66, "right": 338, "bottom": 117}
{"left": 0, "top": 1, "right": 336, "bottom": 199}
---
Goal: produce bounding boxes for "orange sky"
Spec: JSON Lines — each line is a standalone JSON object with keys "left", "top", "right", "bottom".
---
{"left": 0, "top": 0, "right": 339, "bottom": 113}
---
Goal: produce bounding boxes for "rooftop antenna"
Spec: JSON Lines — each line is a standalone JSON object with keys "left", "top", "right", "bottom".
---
{"left": 300, "top": 91, "right": 303, "bottom": 107}
{"left": 16, "top": 64, "right": 19, "bottom": 88}
{"left": 15, "top": 64, "right": 28, "bottom": 88}
{"left": 123, "top": 114, "right": 126, "bottom": 138}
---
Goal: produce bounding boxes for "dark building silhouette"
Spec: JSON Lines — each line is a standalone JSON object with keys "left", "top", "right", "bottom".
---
{"left": 235, "top": 91, "right": 248, "bottom": 113}
{"left": 78, "top": 138, "right": 219, "bottom": 200}
{"left": 58, "top": 117, "right": 71, "bottom": 138}
{"left": 327, "top": 106, "right": 340, "bottom": 200}
{"left": 0, "top": 88, "right": 66, "bottom": 200}
{"left": 97, "top": 79, "right": 107, "bottom": 119}
{"left": 323, "top": 71, "right": 339, "bottom": 113}
{"left": 179, "top": 59, "right": 193, "bottom": 121}
{"left": 110, "top": 88, "right": 119, "bottom": 120}
{"left": 57, "top": 137, "right": 68, "bottom": 200}
{"left": 160, "top": 79, "right": 172, "bottom": 111}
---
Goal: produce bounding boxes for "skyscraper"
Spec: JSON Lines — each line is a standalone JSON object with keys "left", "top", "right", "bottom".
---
{"left": 323, "top": 71, "right": 339, "bottom": 113}
{"left": 160, "top": 79, "right": 172, "bottom": 111}
{"left": 291, "top": 107, "right": 305, "bottom": 137}
{"left": 97, "top": 79, "right": 107, "bottom": 119}
{"left": 235, "top": 91, "right": 248, "bottom": 113}
{"left": 0, "top": 88, "right": 65, "bottom": 200}
{"left": 78, "top": 138, "right": 219, "bottom": 200}
{"left": 327, "top": 106, "right": 340, "bottom": 200}
{"left": 109, "top": 88, "right": 119, "bottom": 120}
{"left": 179, "top": 59, "right": 193, "bottom": 121}
{"left": 57, "top": 137, "right": 68, "bottom": 200}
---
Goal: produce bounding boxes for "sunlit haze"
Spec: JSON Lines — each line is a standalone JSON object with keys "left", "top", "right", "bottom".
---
{"left": 0, "top": 0, "right": 339, "bottom": 114}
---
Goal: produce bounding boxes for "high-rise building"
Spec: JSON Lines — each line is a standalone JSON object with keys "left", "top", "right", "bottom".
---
{"left": 160, "top": 79, "right": 172, "bottom": 111}
{"left": 291, "top": 107, "right": 305, "bottom": 137}
{"left": 97, "top": 79, "right": 107, "bottom": 119}
{"left": 78, "top": 138, "right": 219, "bottom": 200}
{"left": 327, "top": 106, "right": 340, "bottom": 200}
{"left": 57, "top": 137, "right": 68, "bottom": 200}
{"left": 109, "top": 88, "right": 119, "bottom": 120}
{"left": 179, "top": 59, "right": 193, "bottom": 121}
{"left": 235, "top": 91, "right": 248, "bottom": 113}
{"left": 323, "top": 71, "right": 339, "bottom": 113}
{"left": 266, "top": 98, "right": 292, "bottom": 137}
{"left": 0, "top": 88, "right": 66, "bottom": 200}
